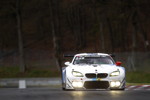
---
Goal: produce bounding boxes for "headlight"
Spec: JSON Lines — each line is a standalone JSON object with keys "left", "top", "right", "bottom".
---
{"left": 110, "top": 81, "right": 121, "bottom": 87}
{"left": 72, "top": 71, "right": 83, "bottom": 77}
{"left": 110, "top": 70, "right": 120, "bottom": 77}
{"left": 72, "top": 81, "right": 83, "bottom": 88}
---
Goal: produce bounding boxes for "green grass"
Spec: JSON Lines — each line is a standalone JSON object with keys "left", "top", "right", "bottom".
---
{"left": 0, "top": 66, "right": 60, "bottom": 78}
{"left": 126, "top": 71, "right": 150, "bottom": 83}
{"left": 0, "top": 67, "right": 150, "bottom": 84}
{"left": 126, "top": 83, "right": 150, "bottom": 86}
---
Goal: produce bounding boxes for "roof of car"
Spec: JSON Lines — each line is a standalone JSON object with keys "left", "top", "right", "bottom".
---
{"left": 75, "top": 53, "right": 109, "bottom": 56}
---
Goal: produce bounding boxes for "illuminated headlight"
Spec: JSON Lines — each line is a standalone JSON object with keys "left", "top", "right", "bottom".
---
{"left": 72, "top": 82, "right": 83, "bottom": 88}
{"left": 72, "top": 71, "right": 83, "bottom": 77}
{"left": 110, "top": 70, "right": 120, "bottom": 77}
{"left": 110, "top": 81, "right": 121, "bottom": 87}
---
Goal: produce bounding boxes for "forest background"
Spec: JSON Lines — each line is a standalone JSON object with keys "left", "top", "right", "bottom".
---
{"left": 0, "top": 0, "right": 150, "bottom": 80}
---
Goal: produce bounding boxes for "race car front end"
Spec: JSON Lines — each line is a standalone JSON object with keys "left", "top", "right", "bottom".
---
{"left": 62, "top": 53, "right": 126, "bottom": 90}
{"left": 64, "top": 67, "right": 125, "bottom": 90}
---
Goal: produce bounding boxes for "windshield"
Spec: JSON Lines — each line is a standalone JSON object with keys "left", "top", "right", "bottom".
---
{"left": 73, "top": 56, "right": 114, "bottom": 65}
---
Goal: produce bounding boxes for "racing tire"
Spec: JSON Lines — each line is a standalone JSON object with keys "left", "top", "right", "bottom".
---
{"left": 110, "top": 88, "right": 125, "bottom": 91}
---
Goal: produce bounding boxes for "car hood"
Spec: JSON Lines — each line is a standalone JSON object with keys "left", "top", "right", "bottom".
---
{"left": 68, "top": 64, "right": 118, "bottom": 74}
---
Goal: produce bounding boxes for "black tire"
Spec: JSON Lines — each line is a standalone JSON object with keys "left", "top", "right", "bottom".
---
{"left": 110, "top": 88, "right": 125, "bottom": 91}
{"left": 62, "top": 88, "right": 74, "bottom": 91}
{"left": 62, "top": 87, "right": 66, "bottom": 91}
{"left": 119, "top": 88, "right": 125, "bottom": 91}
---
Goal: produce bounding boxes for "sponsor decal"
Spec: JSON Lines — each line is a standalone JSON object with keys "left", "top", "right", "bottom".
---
{"left": 92, "top": 78, "right": 101, "bottom": 81}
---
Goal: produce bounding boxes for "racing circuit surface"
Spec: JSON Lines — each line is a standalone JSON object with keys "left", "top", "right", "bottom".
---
{"left": 0, "top": 88, "right": 150, "bottom": 100}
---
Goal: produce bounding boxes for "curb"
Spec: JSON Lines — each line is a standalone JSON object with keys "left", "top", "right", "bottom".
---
{"left": 126, "top": 85, "right": 150, "bottom": 90}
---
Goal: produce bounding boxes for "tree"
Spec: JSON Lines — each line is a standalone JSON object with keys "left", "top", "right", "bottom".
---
{"left": 49, "top": 0, "right": 62, "bottom": 70}
{"left": 16, "top": 0, "right": 26, "bottom": 72}
{"left": 67, "top": 5, "right": 86, "bottom": 50}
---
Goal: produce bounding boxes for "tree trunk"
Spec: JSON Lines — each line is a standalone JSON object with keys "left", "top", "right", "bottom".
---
{"left": 130, "top": 11, "right": 138, "bottom": 71}
{"left": 67, "top": 5, "right": 85, "bottom": 50}
{"left": 16, "top": 0, "right": 26, "bottom": 72}
{"left": 49, "top": 0, "right": 62, "bottom": 71}
{"left": 136, "top": 12, "right": 149, "bottom": 51}
{"left": 107, "top": 18, "right": 114, "bottom": 52}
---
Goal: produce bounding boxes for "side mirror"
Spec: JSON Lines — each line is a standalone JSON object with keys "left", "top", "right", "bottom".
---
{"left": 116, "top": 61, "right": 122, "bottom": 66}
{"left": 64, "top": 61, "right": 71, "bottom": 66}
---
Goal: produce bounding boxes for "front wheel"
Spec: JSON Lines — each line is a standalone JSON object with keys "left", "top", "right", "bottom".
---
{"left": 62, "top": 87, "right": 75, "bottom": 91}
{"left": 62, "top": 87, "right": 67, "bottom": 91}
{"left": 119, "top": 88, "right": 125, "bottom": 90}
{"left": 110, "top": 88, "right": 125, "bottom": 91}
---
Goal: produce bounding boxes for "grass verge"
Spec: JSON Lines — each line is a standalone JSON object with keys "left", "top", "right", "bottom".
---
{"left": 0, "top": 67, "right": 150, "bottom": 84}
{"left": 0, "top": 66, "right": 60, "bottom": 78}
{"left": 126, "top": 83, "right": 150, "bottom": 86}
{"left": 126, "top": 71, "right": 150, "bottom": 83}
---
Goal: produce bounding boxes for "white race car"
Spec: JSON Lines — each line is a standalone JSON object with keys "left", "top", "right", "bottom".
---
{"left": 62, "top": 53, "right": 126, "bottom": 90}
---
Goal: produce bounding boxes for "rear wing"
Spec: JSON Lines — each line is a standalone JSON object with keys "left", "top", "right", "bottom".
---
{"left": 63, "top": 54, "right": 75, "bottom": 57}
{"left": 109, "top": 54, "right": 115, "bottom": 57}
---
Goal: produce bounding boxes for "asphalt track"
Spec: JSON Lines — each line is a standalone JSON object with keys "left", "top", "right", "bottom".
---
{"left": 0, "top": 88, "right": 150, "bottom": 100}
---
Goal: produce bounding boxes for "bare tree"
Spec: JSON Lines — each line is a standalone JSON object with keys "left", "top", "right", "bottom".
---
{"left": 67, "top": 4, "right": 86, "bottom": 50}
{"left": 134, "top": 0, "right": 149, "bottom": 51}
{"left": 49, "top": 0, "right": 62, "bottom": 70}
{"left": 16, "top": 0, "right": 26, "bottom": 72}
{"left": 91, "top": 0, "right": 105, "bottom": 52}
{"left": 106, "top": 17, "right": 115, "bottom": 52}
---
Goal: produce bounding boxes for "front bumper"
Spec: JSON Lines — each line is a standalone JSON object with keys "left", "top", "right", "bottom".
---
{"left": 65, "top": 77, "right": 125, "bottom": 90}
